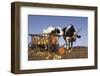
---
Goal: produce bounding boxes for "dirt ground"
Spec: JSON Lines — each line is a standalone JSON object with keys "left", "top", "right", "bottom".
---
{"left": 28, "top": 46, "right": 88, "bottom": 60}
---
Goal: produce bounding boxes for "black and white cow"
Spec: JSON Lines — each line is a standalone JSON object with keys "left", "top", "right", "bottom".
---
{"left": 62, "top": 24, "right": 81, "bottom": 52}
{"left": 43, "top": 25, "right": 81, "bottom": 52}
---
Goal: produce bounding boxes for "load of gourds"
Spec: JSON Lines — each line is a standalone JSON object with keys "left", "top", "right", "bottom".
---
{"left": 37, "top": 38, "right": 49, "bottom": 45}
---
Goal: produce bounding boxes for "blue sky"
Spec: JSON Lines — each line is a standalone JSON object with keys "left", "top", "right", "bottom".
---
{"left": 28, "top": 15, "right": 88, "bottom": 47}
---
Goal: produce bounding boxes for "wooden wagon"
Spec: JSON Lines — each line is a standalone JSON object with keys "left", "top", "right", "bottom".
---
{"left": 29, "top": 33, "right": 60, "bottom": 52}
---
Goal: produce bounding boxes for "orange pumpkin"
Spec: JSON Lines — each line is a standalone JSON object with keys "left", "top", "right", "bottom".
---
{"left": 58, "top": 47, "right": 65, "bottom": 55}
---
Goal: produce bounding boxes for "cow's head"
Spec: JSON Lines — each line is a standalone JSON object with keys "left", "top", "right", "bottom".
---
{"left": 50, "top": 27, "right": 63, "bottom": 36}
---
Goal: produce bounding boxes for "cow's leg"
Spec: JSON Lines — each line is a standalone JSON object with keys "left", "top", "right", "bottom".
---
{"left": 68, "top": 40, "right": 73, "bottom": 53}
{"left": 66, "top": 39, "right": 73, "bottom": 53}
{"left": 71, "top": 40, "right": 73, "bottom": 49}
{"left": 65, "top": 39, "right": 67, "bottom": 50}
{"left": 68, "top": 41, "right": 71, "bottom": 53}
{"left": 68, "top": 41, "right": 70, "bottom": 50}
{"left": 69, "top": 41, "right": 71, "bottom": 50}
{"left": 66, "top": 37, "right": 69, "bottom": 51}
{"left": 66, "top": 37, "right": 71, "bottom": 52}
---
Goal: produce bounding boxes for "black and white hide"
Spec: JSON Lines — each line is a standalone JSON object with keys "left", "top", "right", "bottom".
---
{"left": 62, "top": 24, "right": 81, "bottom": 51}
{"left": 50, "top": 27, "right": 63, "bottom": 36}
